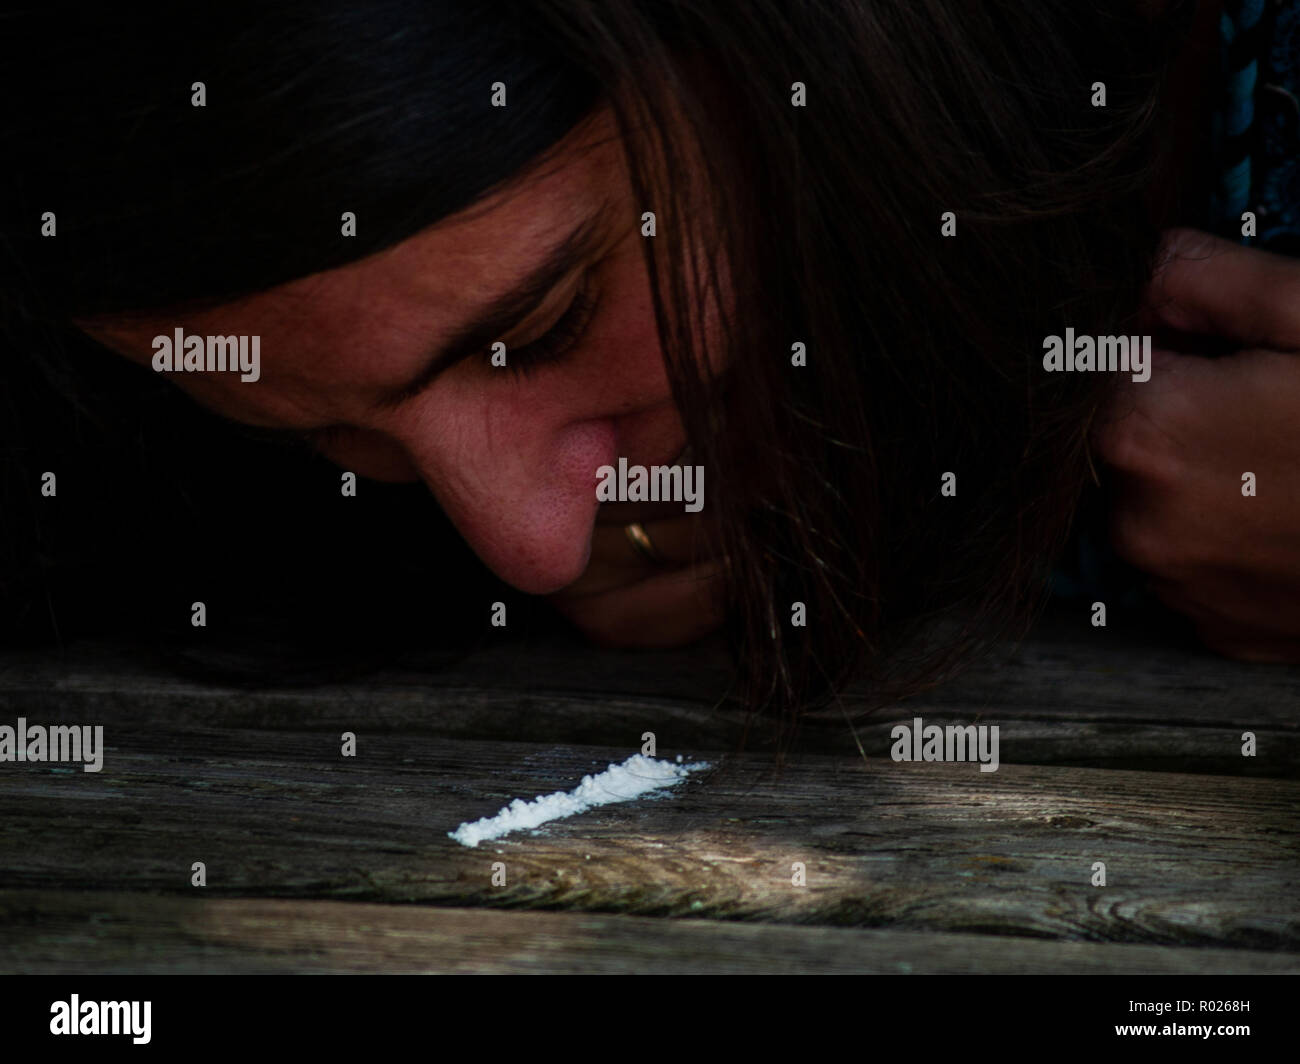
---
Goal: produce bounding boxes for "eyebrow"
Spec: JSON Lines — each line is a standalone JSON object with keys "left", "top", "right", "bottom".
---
{"left": 373, "top": 209, "right": 610, "bottom": 410}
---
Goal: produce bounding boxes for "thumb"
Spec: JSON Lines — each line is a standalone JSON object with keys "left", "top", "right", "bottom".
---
{"left": 1142, "top": 228, "right": 1300, "bottom": 350}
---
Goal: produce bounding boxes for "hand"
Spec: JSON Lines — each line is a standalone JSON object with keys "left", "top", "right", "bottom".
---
{"left": 1093, "top": 228, "right": 1300, "bottom": 661}
{"left": 546, "top": 497, "right": 725, "bottom": 648}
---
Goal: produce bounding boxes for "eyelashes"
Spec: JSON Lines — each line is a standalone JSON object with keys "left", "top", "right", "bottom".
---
{"left": 503, "top": 276, "right": 600, "bottom": 379}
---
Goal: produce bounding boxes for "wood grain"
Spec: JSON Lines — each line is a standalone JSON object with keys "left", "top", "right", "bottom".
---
{"left": 1, "top": 603, "right": 1294, "bottom": 774}
{"left": 2, "top": 738, "right": 1295, "bottom": 949}
{"left": 2, "top": 605, "right": 1295, "bottom": 972}
{"left": 4, "top": 892, "right": 1296, "bottom": 974}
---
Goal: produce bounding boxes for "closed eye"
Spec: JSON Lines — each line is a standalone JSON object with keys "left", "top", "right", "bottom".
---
{"left": 503, "top": 276, "right": 600, "bottom": 379}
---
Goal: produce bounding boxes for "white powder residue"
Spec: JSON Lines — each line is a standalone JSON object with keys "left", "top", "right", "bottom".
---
{"left": 449, "top": 753, "right": 709, "bottom": 848}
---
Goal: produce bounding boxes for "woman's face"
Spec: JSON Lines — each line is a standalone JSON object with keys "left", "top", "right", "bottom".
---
{"left": 81, "top": 109, "right": 704, "bottom": 597}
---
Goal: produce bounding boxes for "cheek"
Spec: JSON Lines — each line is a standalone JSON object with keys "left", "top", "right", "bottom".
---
{"left": 588, "top": 321, "right": 669, "bottom": 416}
{"left": 312, "top": 428, "right": 422, "bottom": 483}
{"left": 592, "top": 240, "right": 734, "bottom": 402}
{"left": 154, "top": 372, "right": 281, "bottom": 430}
{"left": 569, "top": 250, "right": 675, "bottom": 413}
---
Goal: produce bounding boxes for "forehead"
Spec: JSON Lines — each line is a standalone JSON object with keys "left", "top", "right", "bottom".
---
{"left": 82, "top": 109, "right": 623, "bottom": 418}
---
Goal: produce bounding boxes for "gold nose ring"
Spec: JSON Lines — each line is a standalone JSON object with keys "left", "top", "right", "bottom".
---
{"left": 624, "top": 521, "right": 667, "bottom": 565}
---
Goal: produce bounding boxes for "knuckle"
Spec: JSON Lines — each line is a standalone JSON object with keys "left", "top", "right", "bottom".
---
{"left": 1093, "top": 403, "right": 1187, "bottom": 482}
{"left": 1092, "top": 412, "right": 1142, "bottom": 472}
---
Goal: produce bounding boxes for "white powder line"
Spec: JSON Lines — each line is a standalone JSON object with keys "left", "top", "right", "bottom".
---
{"left": 449, "top": 753, "right": 710, "bottom": 848}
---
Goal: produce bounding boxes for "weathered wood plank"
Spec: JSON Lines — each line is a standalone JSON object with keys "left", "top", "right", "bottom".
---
{"left": 3, "top": 891, "right": 1296, "bottom": 974}
{"left": 2, "top": 738, "right": 1295, "bottom": 948}
{"left": 1, "top": 603, "right": 1294, "bottom": 774}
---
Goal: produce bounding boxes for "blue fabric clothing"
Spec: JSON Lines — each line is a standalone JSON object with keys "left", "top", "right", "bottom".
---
{"left": 1208, "top": 0, "right": 1300, "bottom": 249}
{"left": 1253, "top": 0, "right": 1300, "bottom": 250}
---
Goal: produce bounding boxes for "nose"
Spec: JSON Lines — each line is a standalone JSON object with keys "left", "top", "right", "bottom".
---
{"left": 412, "top": 417, "right": 619, "bottom": 595}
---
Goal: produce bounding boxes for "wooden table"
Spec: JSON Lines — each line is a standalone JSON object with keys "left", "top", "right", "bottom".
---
{"left": 1, "top": 604, "right": 1296, "bottom": 973}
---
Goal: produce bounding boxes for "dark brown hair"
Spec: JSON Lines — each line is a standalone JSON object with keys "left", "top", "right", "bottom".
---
{"left": 573, "top": 1, "right": 1189, "bottom": 742}
{"left": 0, "top": 1, "right": 1190, "bottom": 738}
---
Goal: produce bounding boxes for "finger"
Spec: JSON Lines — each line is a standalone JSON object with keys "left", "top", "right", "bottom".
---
{"left": 1142, "top": 228, "right": 1300, "bottom": 349}
{"left": 1091, "top": 347, "right": 1203, "bottom": 478}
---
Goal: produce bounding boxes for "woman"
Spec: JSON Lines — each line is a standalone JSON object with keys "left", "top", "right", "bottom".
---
{"left": 1, "top": 1, "right": 1282, "bottom": 737}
